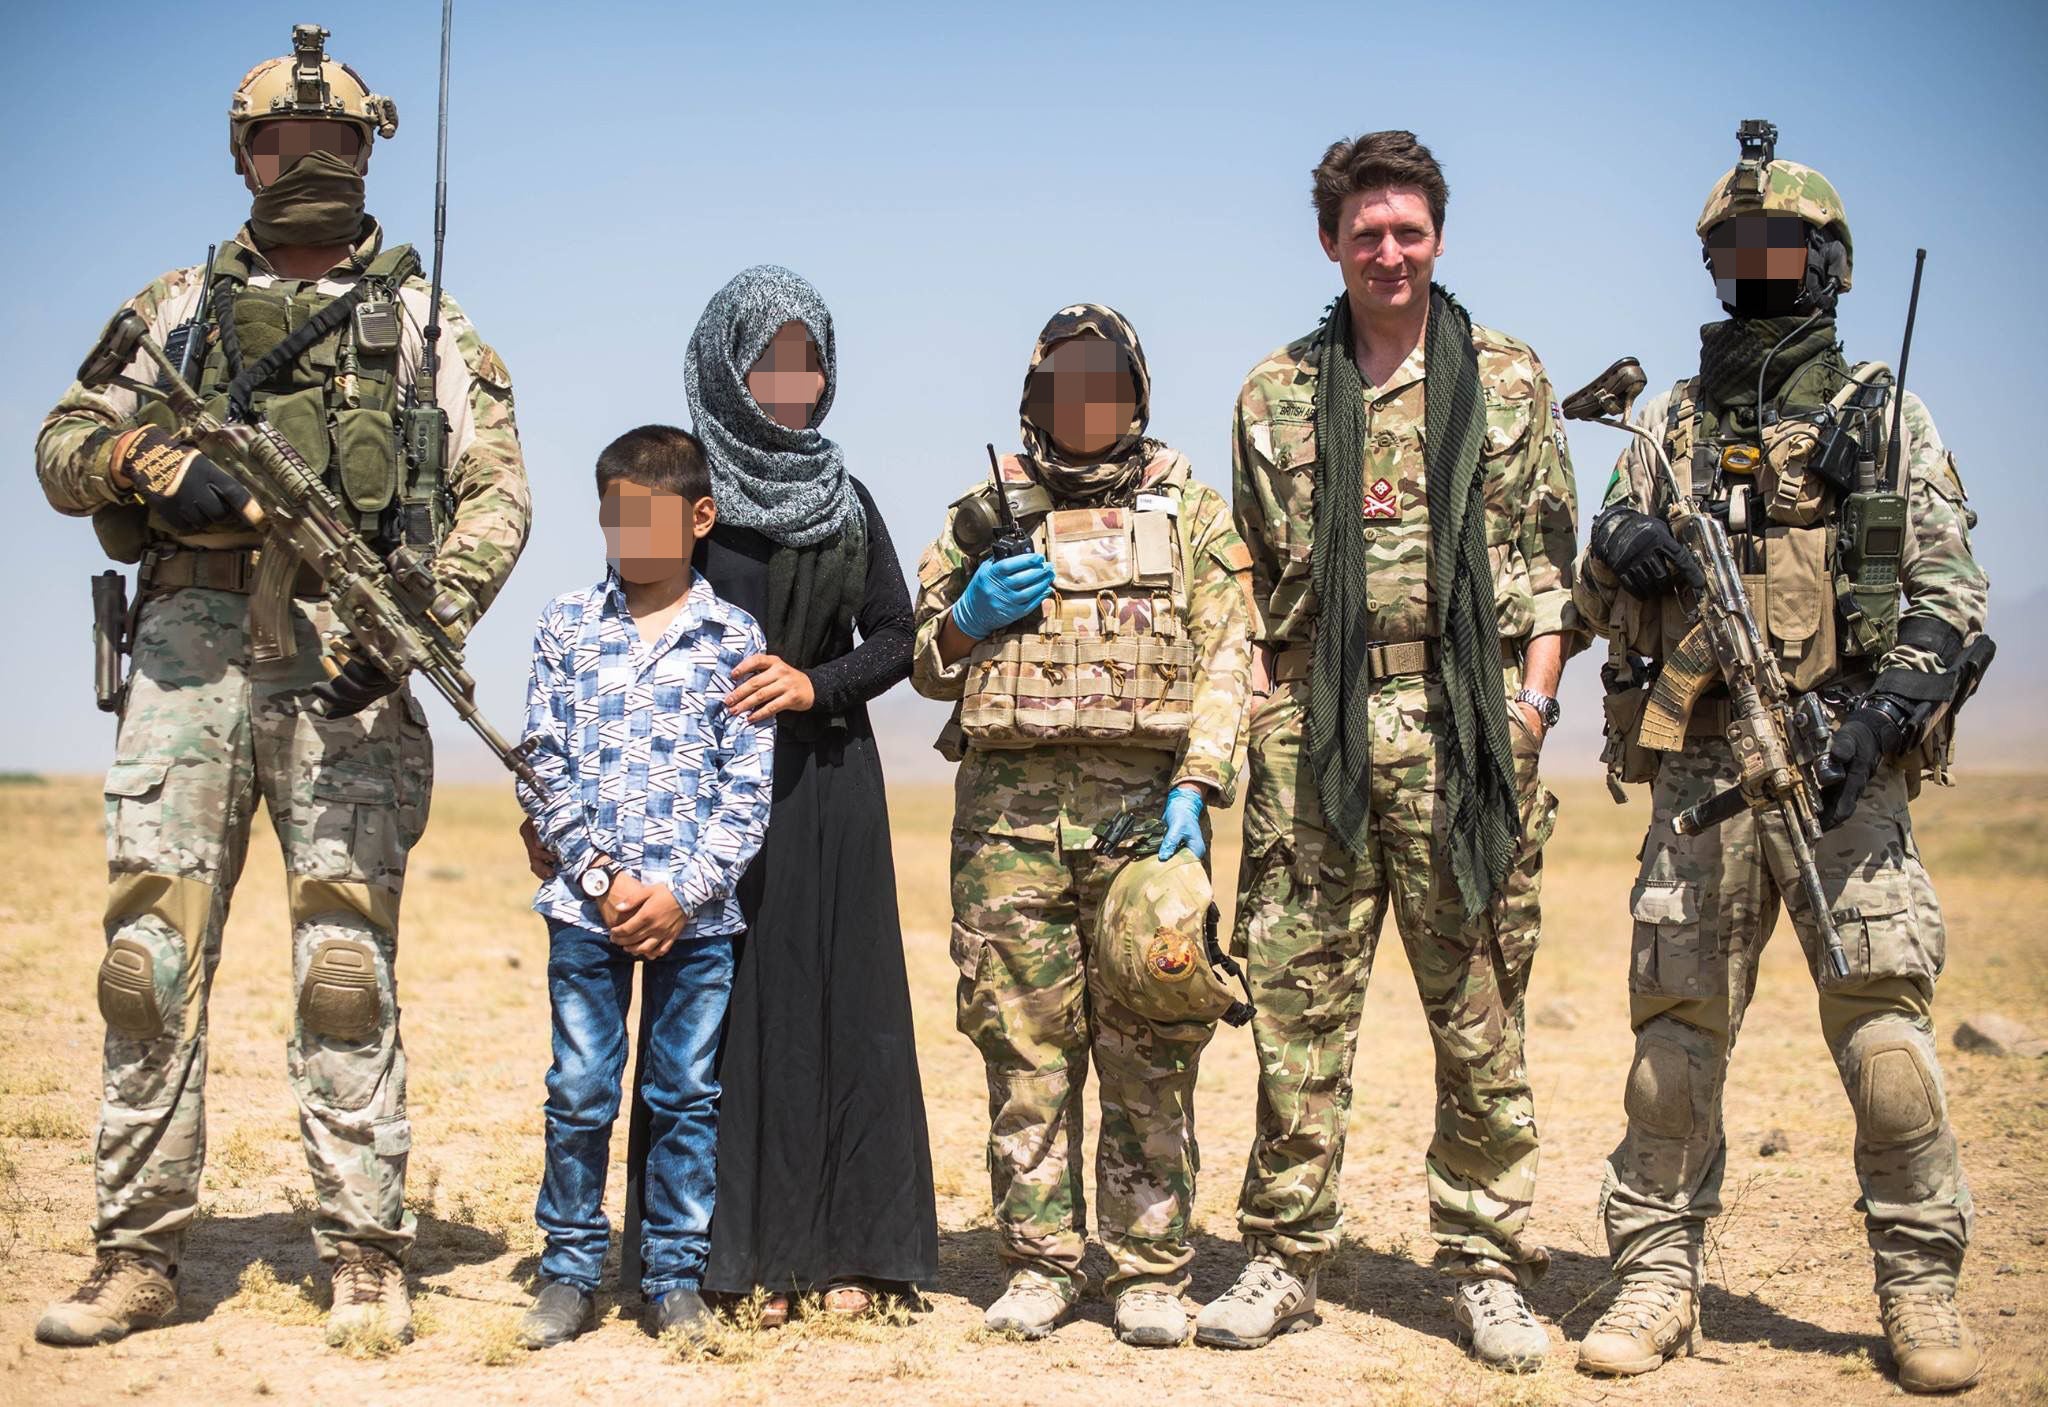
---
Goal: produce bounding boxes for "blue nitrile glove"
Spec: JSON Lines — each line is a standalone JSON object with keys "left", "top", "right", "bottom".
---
{"left": 1159, "top": 785, "right": 1206, "bottom": 861}
{"left": 952, "top": 552, "right": 1055, "bottom": 640}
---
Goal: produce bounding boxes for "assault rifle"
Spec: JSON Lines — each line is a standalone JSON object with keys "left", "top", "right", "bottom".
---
{"left": 1562, "top": 357, "right": 1849, "bottom": 979}
{"left": 75, "top": 307, "right": 540, "bottom": 790}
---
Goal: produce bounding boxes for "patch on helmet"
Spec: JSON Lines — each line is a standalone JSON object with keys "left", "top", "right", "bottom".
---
{"left": 1146, "top": 928, "right": 1200, "bottom": 983}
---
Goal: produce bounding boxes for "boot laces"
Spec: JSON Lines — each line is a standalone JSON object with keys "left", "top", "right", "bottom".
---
{"left": 1601, "top": 1280, "right": 1682, "bottom": 1333}
{"left": 69, "top": 1251, "right": 147, "bottom": 1305}
{"left": 1887, "top": 1293, "right": 1961, "bottom": 1349}
{"left": 1220, "top": 1259, "right": 1291, "bottom": 1306}
{"left": 335, "top": 1251, "right": 397, "bottom": 1308}
{"left": 1463, "top": 1278, "right": 1534, "bottom": 1327}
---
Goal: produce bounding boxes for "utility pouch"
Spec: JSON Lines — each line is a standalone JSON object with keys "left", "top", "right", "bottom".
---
{"left": 399, "top": 400, "right": 449, "bottom": 549}
{"left": 351, "top": 301, "right": 402, "bottom": 353}
{"left": 91, "top": 570, "right": 130, "bottom": 713}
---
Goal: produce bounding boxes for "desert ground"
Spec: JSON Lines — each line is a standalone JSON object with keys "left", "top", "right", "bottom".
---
{"left": 1, "top": 771, "right": 2043, "bottom": 1406}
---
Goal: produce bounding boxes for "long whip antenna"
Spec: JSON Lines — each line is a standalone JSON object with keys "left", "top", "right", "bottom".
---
{"left": 1883, "top": 249, "right": 1926, "bottom": 493}
{"left": 421, "top": 0, "right": 452, "bottom": 389}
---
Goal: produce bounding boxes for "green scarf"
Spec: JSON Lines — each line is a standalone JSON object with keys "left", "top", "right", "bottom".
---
{"left": 764, "top": 503, "right": 868, "bottom": 672}
{"left": 1697, "top": 315, "right": 1849, "bottom": 435}
{"left": 1307, "top": 287, "right": 1521, "bottom": 918}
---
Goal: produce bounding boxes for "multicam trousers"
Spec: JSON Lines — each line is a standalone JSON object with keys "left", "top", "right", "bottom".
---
{"left": 1602, "top": 742, "right": 1971, "bottom": 1298}
{"left": 951, "top": 824, "right": 1217, "bottom": 1295}
{"left": 1232, "top": 669, "right": 1555, "bottom": 1285}
{"left": 95, "top": 586, "right": 431, "bottom": 1266}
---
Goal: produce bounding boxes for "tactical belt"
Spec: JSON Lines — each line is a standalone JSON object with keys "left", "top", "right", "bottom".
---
{"left": 1271, "top": 636, "right": 1515, "bottom": 684}
{"left": 138, "top": 545, "right": 320, "bottom": 599}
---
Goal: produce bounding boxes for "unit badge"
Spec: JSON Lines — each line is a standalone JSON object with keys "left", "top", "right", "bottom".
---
{"left": 1362, "top": 477, "right": 1400, "bottom": 520}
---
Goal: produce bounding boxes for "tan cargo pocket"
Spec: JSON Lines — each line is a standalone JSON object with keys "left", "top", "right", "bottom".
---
{"left": 1628, "top": 880, "right": 1715, "bottom": 998}
{"left": 264, "top": 386, "right": 332, "bottom": 480}
{"left": 1046, "top": 508, "right": 1134, "bottom": 591}
{"left": 333, "top": 407, "right": 399, "bottom": 515}
{"left": 1832, "top": 869, "right": 1941, "bottom": 987}
{"left": 1072, "top": 637, "right": 1138, "bottom": 740}
{"left": 1132, "top": 510, "right": 1175, "bottom": 585}
{"left": 1132, "top": 635, "right": 1197, "bottom": 741}
{"left": 1765, "top": 525, "right": 1836, "bottom": 690}
{"left": 105, "top": 759, "right": 171, "bottom": 872}
{"left": 306, "top": 762, "right": 400, "bottom": 884}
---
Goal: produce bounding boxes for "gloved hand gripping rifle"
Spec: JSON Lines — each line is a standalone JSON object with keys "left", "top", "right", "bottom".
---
{"left": 1562, "top": 357, "right": 1848, "bottom": 978}
{"left": 76, "top": 308, "right": 541, "bottom": 790}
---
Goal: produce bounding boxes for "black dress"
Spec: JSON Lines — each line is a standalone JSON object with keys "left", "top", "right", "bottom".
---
{"left": 694, "top": 479, "right": 939, "bottom": 1295}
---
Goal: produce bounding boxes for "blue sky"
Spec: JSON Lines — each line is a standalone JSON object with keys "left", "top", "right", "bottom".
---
{"left": 3, "top": 0, "right": 2043, "bottom": 778}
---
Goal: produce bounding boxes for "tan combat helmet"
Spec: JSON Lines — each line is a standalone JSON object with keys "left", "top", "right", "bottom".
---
{"left": 1695, "top": 119, "right": 1854, "bottom": 289}
{"left": 1094, "top": 850, "right": 1252, "bottom": 1028}
{"left": 229, "top": 23, "right": 397, "bottom": 179}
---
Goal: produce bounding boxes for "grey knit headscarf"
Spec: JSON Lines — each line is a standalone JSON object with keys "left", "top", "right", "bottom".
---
{"left": 684, "top": 264, "right": 861, "bottom": 547}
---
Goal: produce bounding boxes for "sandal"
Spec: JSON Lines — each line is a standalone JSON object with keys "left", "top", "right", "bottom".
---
{"left": 820, "top": 1282, "right": 874, "bottom": 1318}
{"left": 757, "top": 1292, "right": 791, "bottom": 1330}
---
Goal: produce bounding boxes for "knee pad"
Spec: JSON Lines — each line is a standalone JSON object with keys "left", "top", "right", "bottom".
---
{"left": 1624, "top": 1034, "right": 1694, "bottom": 1140}
{"left": 1852, "top": 1033, "right": 1942, "bottom": 1148}
{"left": 300, "top": 939, "right": 383, "bottom": 1041}
{"left": 97, "top": 938, "right": 165, "bottom": 1039}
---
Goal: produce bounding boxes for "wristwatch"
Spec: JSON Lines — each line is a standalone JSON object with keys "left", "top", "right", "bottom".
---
{"left": 1515, "top": 688, "right": 1561, "bottom": 730}
{"left": 578, "top": 859, "right": 620, "bottom": 900}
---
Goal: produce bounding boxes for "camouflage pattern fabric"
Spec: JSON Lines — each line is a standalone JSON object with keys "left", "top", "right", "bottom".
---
{"left": 952, "top": 834, "right": 1217, "bottom": 1293}
{"left": 1232, "top": 321, "right": 1584, "bottom": 651}
{"left": 37, "top": 221, "right": 530, "bottom": 635}
{"left": 914, "top": 441, "right": 1252, "bottom": 1294}
{"left": 1231, "top": 667, "right": 1556, "bottom": 1285}
{"left": 1227, "top": 316, "right": 1579, "bottom": 1286}
{"left": 1695, "top": 160, "right": 1854, "bottom": 285}
{"left": 93, "top": 588, "right": 431, "bottom": 1265}
{"left": 1576, "top": 383, "right": 1985, "bottom": 1301}
{"left": 1601, "top": 743, "right": 1971, "bottom": 1296}
{"left": 912, "top": 450, "right": 1254, "bottom": 843}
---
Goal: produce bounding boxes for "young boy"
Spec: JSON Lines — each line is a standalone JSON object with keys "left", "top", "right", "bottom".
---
{"left": 512, "top": 425, "right": 773, "bottom": 1347}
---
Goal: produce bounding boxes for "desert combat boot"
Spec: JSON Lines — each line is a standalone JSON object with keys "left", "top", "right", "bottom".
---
{"left": 984, "top": 1271, "right": 1076, "bottom": 1339}
{"left": 1883, "top": 1292, "right": 1983, "bottom": 1394}
{"left": 34, "top": 1251, "right": 178, "bottom": 1346}
{"left": 326, "top": 1244, "right": 413, "bottom": 1348}
{"left": 1194, "top": 1255, "right": 1317, "bottom": 1348}
{"left": 1577, "top": 1278, "right": 1700, "bottom": 1376}
{"left": 1454, "top": 1277, "right": 1549, "bottom": 1370}
{"left": 1113, "top": 1285, "right": 1189, "bottom": 1347}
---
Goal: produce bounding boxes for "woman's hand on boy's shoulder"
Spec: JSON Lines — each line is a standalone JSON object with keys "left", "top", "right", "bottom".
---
{"left": 724, "top": 652, "right": 814, "bottom": 721}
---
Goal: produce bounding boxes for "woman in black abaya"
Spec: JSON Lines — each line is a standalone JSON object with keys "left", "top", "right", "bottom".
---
{"left": 681, "top": 265, "right": 936, "bottom": 1321}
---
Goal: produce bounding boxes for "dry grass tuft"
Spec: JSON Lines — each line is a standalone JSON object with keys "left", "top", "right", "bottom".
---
{"left": 223, "top": 1261, "right": 323, "bottom": 1326}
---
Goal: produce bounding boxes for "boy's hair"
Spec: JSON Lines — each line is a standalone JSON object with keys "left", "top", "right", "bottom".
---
{"left": 594, "top": 424, "right": 712, "bottom": 500}
{"left": 1311, "top": 130, "right": 1449, "bottom": 238}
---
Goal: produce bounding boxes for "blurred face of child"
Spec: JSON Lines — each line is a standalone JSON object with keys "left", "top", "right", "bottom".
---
{"left": 601, "top": 480, "right": 717, "bottom": 584}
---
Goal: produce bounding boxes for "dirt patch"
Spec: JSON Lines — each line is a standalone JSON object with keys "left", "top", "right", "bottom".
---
{"left": 2, "top": 777, "right": 2043, "bottom": 1405}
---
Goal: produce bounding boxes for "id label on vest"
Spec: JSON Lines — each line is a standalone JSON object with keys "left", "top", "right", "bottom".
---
{"left": 1134, "top": 492, "right": 1178, "bottom": 516}
{"left": 1362, "top": 477, "right": 1400, "bottom": 520}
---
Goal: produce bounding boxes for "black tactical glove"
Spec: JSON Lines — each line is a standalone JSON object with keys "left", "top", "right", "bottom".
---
{"left": 117, "top": 425, "right": 253, "bottom": 534}
{"left": 1590, "top": 504, "right": 1707, "bottom": 599}
{"left": 304, "top": 657, "right": 401, "bottom": 720}
{"left": 1816, "top": 697, "right": 1911, "bottom": 831}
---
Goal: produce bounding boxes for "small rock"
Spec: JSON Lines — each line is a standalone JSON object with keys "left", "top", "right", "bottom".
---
{"left": 1996, "top": 1263, "right": 2019, "bottom": 1275}
{"left": 1534, "top": 1000, "right": 1581, "bottom": 1031}
{"left": 1954, "top": 1014, "right": 2037, "bottom": 1057}
{"left": 1759, "top": 1129, "right": 1793, "bottom": 1158}
{"left": 2000, "top": 1307, "right": 2018, "bottom": 1317}
{"left": 427, "top": 864, "right": 467, "bottom": 882}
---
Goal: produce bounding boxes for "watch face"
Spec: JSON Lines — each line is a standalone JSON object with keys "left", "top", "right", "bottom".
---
{"left": 578, "top": 866, "right": 612, "bottom": 899}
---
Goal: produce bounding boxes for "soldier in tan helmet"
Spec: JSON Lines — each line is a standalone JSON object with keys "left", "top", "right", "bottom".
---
{"left": 32, "top": 23, "right": 529, "bottom": 1349}
{"left": 1573, "top": 121, "right": 1989, "bottom": 1394}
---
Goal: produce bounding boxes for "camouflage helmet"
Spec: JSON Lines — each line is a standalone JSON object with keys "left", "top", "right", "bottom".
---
{"left": 1094, "top": 850, "right": 1252, "bottom": 1028}
{"left": 229, "top": 24, "right": 397, "bottom": 178}
{"left": 1696, "top": 159, "right": 1854, "bottom": 290}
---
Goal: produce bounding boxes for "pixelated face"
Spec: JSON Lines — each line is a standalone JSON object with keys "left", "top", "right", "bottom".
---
{"left": 1705, "top": 214, "right": 1811, "bottom": 317}
{"left": 1319, "top": 186, "right": 1441, "bottom": 316}
{"left": 601, "top": 480, "right": 717, "bottom": 583}
{"left": 1028, "top": 334, "right": 1137, "bottom": 458}
{"left": 241, "top": 118, "right": 366, "bottom": 189}
{"left": 746, "top": 320, "right": 825, "bottom": 430}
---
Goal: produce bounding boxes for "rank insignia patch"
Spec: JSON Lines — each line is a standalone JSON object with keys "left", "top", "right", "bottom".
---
{"left": 1362, "top": 477, "right": 1400, "bottom": 520}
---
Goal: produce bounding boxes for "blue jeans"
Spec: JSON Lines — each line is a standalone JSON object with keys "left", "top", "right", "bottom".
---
{"left": 536, "top": 919, "right": 733, "bottom": 1296}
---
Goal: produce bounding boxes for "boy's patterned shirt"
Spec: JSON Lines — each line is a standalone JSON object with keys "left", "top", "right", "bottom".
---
{"left": 517, "top": 569, "right": 774, "bottom": 934}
